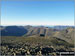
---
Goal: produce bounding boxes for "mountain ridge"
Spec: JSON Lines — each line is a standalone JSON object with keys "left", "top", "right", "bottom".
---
{"left": 0, "top": 25, "right": 75, "bottom": 43}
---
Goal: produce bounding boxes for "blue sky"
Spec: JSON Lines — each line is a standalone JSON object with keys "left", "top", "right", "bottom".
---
{"left": 1, "top": 1, "right": 74, "bottom": 26}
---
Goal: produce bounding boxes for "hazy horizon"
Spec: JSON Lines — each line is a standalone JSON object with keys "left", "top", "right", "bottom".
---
{"left": 1, "top": 24, "right": 75, "bottom": 26}
{"left": 1, "top": 1, "right": 74, "bottom": 26}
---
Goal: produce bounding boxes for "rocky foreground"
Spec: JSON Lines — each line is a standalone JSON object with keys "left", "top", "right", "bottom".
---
{"left": 1, "top": 37, "right": 74, "bottom": 56}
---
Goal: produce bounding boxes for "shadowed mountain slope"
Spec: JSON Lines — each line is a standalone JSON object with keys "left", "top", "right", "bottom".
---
{"left": 1, "top": 26, "right": 28, "bottom": 36}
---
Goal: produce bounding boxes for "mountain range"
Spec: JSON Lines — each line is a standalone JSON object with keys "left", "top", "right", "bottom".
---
{"left": 0, "top": 25, "right": 75, "bottom": 44}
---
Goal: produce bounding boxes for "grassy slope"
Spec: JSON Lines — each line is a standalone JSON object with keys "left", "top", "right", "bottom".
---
{"left": 1, "top": 36, "right": 74, "bottom": 51}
